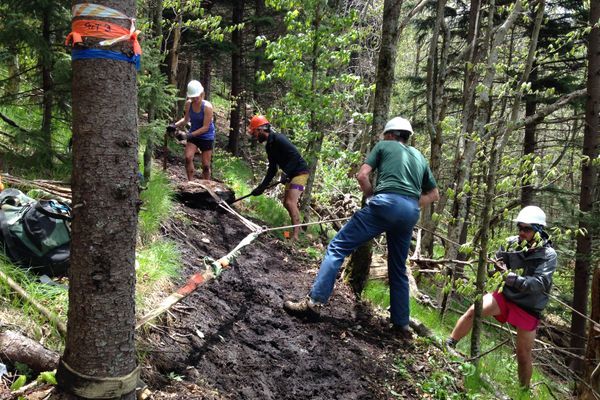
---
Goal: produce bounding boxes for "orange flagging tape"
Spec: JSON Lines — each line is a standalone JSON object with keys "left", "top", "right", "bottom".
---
{"left": 65, "top": 19, "right": 142, "bottom": 55}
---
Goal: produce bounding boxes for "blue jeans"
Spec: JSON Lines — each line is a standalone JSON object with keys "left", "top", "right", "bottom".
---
{"left": 309, "top": 193, "right": 420, "bottom": 327}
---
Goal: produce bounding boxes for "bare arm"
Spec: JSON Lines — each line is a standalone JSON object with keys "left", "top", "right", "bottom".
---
{"left": 356, "top": 163, "right": 374, "bottom": 197}
{"left": 419, "top": 187, "right": 439, "bottom": 207}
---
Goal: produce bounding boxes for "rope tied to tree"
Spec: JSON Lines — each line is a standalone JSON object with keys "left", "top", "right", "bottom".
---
{"left": 56, "top": 359, "right": 140, "bottom": 399}
{"left": 65, "top": 3, "right": 142, "bottom": 70}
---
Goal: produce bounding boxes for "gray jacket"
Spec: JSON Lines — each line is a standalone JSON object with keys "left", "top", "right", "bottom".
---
{"left": 496, "top": 235, "right": 557, "bottom": 318}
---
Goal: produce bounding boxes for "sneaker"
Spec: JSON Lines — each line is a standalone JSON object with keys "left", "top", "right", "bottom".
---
{"left": 283, "top": 297, "right": 322, "bottom": 321}
{"left": 445, "top": 337, "right": 458, "bottom": 349}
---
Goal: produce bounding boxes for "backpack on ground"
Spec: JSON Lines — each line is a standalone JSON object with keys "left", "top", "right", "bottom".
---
{"left": 0, "top": 188, "right": 71, "bottom": 276}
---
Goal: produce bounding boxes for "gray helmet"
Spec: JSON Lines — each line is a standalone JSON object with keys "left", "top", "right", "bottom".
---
{"left": 383, "top": 117, "right": 413, "bottom": 135}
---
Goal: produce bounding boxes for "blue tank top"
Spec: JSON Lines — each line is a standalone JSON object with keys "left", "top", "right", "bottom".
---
{"left": 189, "top": 100, "right": 215, "bottom": 140}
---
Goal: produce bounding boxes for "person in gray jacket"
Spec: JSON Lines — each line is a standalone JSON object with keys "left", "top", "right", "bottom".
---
{"left": 446, "top": 206, "right": 557, "bottom": 389}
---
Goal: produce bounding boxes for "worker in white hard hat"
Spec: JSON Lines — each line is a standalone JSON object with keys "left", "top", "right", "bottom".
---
{"left": 284, "top": 116, "right": 439, "bottom": 341}
{"left": 171, "top": 80, "right": 215, "bottom": 180}
{"left": 446, "top": 205, "right": 557, "bottom": 389}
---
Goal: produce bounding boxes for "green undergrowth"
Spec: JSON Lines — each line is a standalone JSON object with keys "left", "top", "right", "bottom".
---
{"left": 139, "top": 169, "right": 175, "bottom": 243}
{"left": 363, "top": 279, "right": 569, "bottom": 400}
{"left": 213, "top": 149, "right": 307, "bottom": 240}
{"left": 0, "top": 259, "right": 68, "bottom": 350}
{"left": 0, "top": 167, "right": 181, "bottom": 351}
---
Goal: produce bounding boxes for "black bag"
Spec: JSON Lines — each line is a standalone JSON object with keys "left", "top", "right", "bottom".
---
{"left": 0, "top": 189, "right": 71, "bottom": 276}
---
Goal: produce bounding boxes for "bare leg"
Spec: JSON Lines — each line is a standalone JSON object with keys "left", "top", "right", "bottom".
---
{"left": 201, "top": 149, "right": 212, "bottom": 180}
{"left": 515, "top": 327, "right": 536, "bottom": 388}
{"left": 450, "top": 293, "right": 501, "bottom": 341}
{"left": 184, "top": 142, "right": 198, "bottom": 181}
{"left": 283, "top": 188, "right": 302, "bottom": 240}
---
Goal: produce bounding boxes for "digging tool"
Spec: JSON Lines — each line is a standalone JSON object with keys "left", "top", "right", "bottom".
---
{"left": 228, "top": 180, "right": 282, "bottom": 204}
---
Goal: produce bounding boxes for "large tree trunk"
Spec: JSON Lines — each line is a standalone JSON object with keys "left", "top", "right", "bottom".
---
{"left": 570, "top": 0, "right": 600, "bottom": 374}
{"left": 470, "top": 0, "right": 539, "bottom": 363}
{"left": 521, "top": 66, "right": 537, "bottom": 207}
{"left": 228, "top": 0, "right": 244, "bottom": 156}
{"left": 421, "top": 0, "right": 448, "bottom": 257}
{"left": 300, "top": 0, "right": 323, "bottom": 218}
{"left": 253, "top": 0, "right": 266, "bottom": 101}
{"left": 56, "top": 1, "right": 139, "bottom": 399}
{"left": 5, "top": 47, "right": 19, "bottom": 98}
{"left": 438, "top": 0, "right": 483, "bottom": 317}
{"left": 581, "top": 267, "right": 600, "bottom": 398}
{"left": 143, "top": 0, "right": 164, "bottom": 181}
{"left": 345, "top": 0, "right": 403, "bottom": 296}
{"left": 39, "top": 6, "right": 54, "bottom": 169}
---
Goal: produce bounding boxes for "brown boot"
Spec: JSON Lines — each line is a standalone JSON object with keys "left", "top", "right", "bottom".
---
{"left": 283, "top": 297, "right": 322, "bottom": 321}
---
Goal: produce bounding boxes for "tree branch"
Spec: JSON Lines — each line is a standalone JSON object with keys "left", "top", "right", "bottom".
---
{"left": 518, "top": 88, "right": 587, "bottom": 128}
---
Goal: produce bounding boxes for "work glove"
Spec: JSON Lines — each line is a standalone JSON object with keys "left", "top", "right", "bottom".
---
{"left": 166, "top": 124, "right": 177, "bottom": 135}
{"left": 279, "top": 174, "right": 290, "bottom": 184}
{"left": 251, "top": 185, "right": 267, "bottom": 196}
{"left": 504, "top": 272, "right": 526, "bottom": 291}
{"left": 175, "top": 131, "right": 194, "bottom": 141}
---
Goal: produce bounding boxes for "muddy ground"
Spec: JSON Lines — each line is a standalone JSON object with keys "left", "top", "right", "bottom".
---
{"left": 139, "top": 155, "right": 454, "bottom": 400}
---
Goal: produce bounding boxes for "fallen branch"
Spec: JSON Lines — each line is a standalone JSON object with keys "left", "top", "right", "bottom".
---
{"left": 2, "top": 174, "right": 71, "bottom": 201}
{"left": 0, "top": 330, "right": 59, "bottom": 372}
{"left": 0, "top": 270, "right": 67, "bottom": 337}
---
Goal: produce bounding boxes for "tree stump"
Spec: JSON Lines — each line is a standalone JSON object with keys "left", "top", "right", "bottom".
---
{"left": 175, "top": 180, "right": 235, "bottom": 209}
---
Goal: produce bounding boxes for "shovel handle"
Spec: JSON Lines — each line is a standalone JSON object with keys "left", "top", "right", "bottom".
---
{"left": 230, "top": 180, "right": 282, "bottom": 204}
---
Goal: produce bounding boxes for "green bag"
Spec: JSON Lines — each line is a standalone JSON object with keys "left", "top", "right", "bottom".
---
{"left": 0, "top": 189, "right": 71, "bottom": 276}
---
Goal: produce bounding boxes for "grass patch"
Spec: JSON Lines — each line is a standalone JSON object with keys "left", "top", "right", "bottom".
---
{"left": 0, "top": 259, "right": 67, "bottom": 351}
{"left": 139, "top": 169, "right": 174, "bottom": 244}
{"left": 213, "top": 150, "right": 291, "bottom": 239}
{"left": 135, "top": 239, "right": 180, "bottom": 313}
{"left": 362, "top": 278, "right": 569, "bottom": 399}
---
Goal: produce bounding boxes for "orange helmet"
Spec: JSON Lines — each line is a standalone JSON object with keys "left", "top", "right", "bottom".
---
{"left": 248, "top": 115, "right": 270, "bottom": 135}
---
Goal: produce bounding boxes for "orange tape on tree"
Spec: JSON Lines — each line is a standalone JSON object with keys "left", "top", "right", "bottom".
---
{"left": 65, "top": 19, "right": 142, "bottom": 55}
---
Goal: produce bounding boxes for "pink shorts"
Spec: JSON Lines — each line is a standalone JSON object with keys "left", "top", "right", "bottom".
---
{"left": 492, "top": 291, "right": 539, "bottom": 331}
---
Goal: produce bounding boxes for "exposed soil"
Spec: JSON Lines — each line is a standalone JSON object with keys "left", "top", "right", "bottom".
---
{"left": 139, "top": 155, "right": 453, "bottom": 400}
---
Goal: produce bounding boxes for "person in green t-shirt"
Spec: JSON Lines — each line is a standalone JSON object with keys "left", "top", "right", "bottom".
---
{"left": 284, "top": 117, "right": 439, "bottom": 340}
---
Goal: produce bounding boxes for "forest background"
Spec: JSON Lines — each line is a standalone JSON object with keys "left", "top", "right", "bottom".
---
{"left": 0, "top": 0, "right": 598, "bottom": 399}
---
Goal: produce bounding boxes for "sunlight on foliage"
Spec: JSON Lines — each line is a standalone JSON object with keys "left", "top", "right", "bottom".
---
{"left": 139, "top": 169, "right": 174, "bottom": 243}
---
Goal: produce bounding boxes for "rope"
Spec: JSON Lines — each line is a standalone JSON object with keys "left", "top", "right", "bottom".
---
{"left": 547, "top": 292, "right": 600, "bottom": 330}
{"left": 258, "top": 216, "right": 351, "bottom": 233}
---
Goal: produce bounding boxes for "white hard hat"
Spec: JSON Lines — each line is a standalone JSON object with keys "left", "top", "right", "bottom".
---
{"left": 514, "top": 206, "right": 546, "bottom": 226}
{"left": 187, "top": 80, "right": 204, "bottom": 98}
{"left": 383, "top": 117, "right": 413, "bottom": 135}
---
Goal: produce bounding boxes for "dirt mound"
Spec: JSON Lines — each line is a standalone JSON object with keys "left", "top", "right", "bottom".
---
{"left": 142, "top": 159, "right": 449, "bottom": 399}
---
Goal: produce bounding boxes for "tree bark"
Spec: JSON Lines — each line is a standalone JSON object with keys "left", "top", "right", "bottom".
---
{"left": 570, "top": 0, "right": 600, "bottom": 374}
{"left": 228, "top": 0, "right": 244, "bottom": 156}
{"left": 421, "top": 0, "right": 448, "bottom": 257}
{"left": 0, "top": 330, "right": 59, "bottom": 373}
{"left": 39, "top": 5, "right": 54, "bottom": 169}
{"left": 143, "top": 0, "right": 164, "bottom": 181}
{"left": 56, "top": 1, "right": 139, "bottom": 399}
{"left": 438, "top": 0, "right": 483, "bottom": 317}
{"left": 300, "top": 0, "right": 323, "bottom": 218}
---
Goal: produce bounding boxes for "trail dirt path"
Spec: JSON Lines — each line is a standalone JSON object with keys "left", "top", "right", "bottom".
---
{"left": 142, "top": 158, "right": 450, "bottom": 400}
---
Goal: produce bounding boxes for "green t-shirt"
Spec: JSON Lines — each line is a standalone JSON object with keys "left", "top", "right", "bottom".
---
{"left": 365, "top": 140, "right": 437, "bottom": 199}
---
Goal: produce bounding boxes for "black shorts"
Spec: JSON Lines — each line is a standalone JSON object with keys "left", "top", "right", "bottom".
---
{"left": 189, "top": 137, "right": 214, "bottom": 151}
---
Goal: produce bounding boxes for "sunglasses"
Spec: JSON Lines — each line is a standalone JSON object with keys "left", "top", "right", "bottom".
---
{"left": 517, "top": 224, "right": 533, "bottom": 233}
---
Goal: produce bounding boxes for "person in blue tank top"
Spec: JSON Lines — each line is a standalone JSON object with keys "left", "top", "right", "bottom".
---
{"left": 174, "top": 80, "right": 216, "bottom": 180}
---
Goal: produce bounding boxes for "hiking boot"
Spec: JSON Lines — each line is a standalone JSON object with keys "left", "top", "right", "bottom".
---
{"left": 392, "top": 325, "right": 413, "bottom": 343}
{"left": 283, "top": 297, "right": 322, "bottom": 321}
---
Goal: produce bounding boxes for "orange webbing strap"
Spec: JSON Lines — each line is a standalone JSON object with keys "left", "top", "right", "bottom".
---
{"left": 65, "top": 19, "right": 142, "bottom": 55}
{"left": 0, "top": 175, "right": 3, "bottom": 191}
